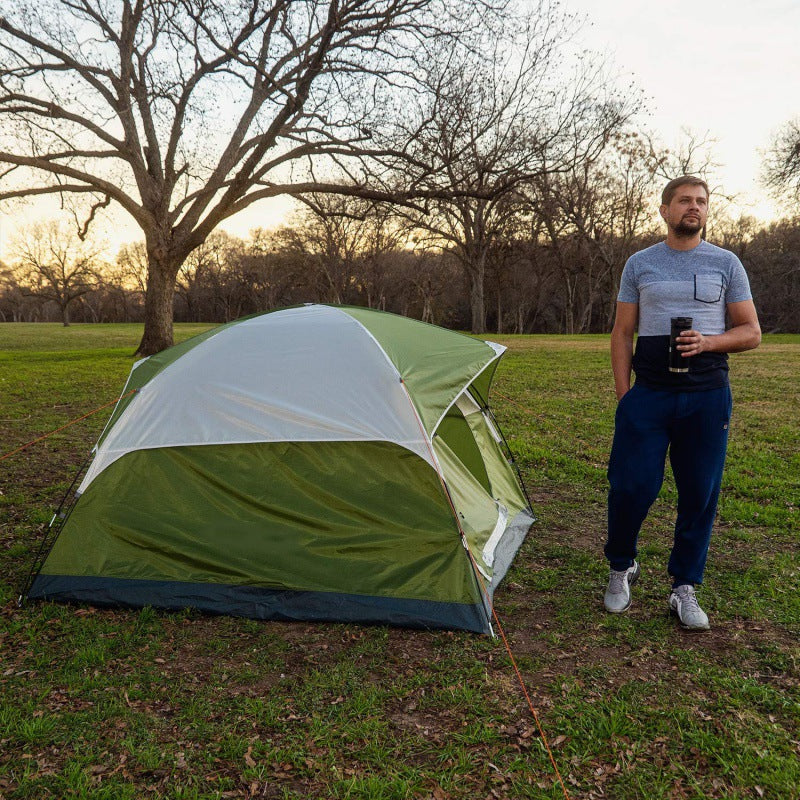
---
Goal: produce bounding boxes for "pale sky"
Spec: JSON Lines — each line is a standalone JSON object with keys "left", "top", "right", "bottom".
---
{"left": 2, "top": 0, "right": 798, "bottom": 259}
{"left": 564, "top": 0, "right": 800, "bottom": 220}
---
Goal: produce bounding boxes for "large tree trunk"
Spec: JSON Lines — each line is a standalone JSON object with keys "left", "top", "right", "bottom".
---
{"left": 136, "top": 255, "right": 179, "bottom": 356}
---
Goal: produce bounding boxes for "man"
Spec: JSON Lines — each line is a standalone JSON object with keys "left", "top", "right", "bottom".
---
{"left": 603, "top": 175, "right": 761, "bottom": 630}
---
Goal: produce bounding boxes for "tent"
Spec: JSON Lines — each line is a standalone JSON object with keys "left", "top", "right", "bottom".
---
{"left": 25, "top": 305, "right": 534, "bottom": 633}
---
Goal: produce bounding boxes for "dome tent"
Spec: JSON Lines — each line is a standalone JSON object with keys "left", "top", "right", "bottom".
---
{"left": 25, "top": 305, "right": 534, "bottom": 633}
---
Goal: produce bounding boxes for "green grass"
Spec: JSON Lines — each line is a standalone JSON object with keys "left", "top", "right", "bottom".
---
{"left": 1, "top": 323, "right": 798, "bottom": 799}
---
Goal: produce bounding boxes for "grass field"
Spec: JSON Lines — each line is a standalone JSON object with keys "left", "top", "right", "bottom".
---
{"left": 1, "top": 323, "right": 798, "bottom": 800}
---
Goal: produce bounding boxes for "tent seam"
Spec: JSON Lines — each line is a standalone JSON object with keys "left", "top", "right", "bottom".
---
{"left": 429, "top": 349, "right": 506, "bottom": 438}
{"left": 333, "top": 304, "right": 504, "bottom": 443}
{"left": 326, "top": 304, "right": 405, "bottom": 379}
{"left": 77, "top": 437, "right": 439, "bottom": 492}
{"left": 337, "top": 304, "right": 502, "bottom": 632}
{"left": 328, "top": 306, "right": 443, "bottom": 475}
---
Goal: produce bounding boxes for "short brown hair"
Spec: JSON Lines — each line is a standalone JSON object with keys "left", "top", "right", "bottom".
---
{"left": 661, "top": 175, "right": 709, "bottom": 206}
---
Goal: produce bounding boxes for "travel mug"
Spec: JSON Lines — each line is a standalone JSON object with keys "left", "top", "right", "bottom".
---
{"left": 669, "top": 316, "right": 693, "bottom": 373}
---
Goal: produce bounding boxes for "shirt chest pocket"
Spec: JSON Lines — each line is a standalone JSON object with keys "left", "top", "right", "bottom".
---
{"left": 694, "top": 274, "right": 725, "bottom": 304}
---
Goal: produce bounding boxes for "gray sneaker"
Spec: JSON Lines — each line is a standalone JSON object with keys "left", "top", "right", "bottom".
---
{"left": 668, "top": 584, "right": 710, "bottom": 631}
{"left": 604, "top": 561, "right": 640, "bottom": 613}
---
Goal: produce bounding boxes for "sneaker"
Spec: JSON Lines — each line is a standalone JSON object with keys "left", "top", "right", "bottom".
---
{"left": 668, "top": 584, "right": 710, "bottom": 631}
{"left": 604, "top": 561, "right": 640, "bottom": 613}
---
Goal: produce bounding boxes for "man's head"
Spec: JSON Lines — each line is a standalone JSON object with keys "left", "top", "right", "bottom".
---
{"left": 660, "top": 176, "right": 709, "bottom": 238}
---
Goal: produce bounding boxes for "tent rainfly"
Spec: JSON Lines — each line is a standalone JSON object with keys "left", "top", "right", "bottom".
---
{"left": 25, "top": 305, "right": 534, "bottom": 633}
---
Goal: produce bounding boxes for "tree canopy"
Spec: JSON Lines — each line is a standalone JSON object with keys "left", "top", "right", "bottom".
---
{"left": 1, "top": 0, "right": 490, "bottom": 353}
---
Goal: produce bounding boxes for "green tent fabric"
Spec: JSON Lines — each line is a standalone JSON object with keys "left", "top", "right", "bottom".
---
{"left": 27, "top": 305, "right": 534, "bottom": 633}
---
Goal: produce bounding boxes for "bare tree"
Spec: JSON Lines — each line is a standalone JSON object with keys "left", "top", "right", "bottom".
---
{"left": 93, "top": 259, "right": 143, "bottom": 321}
{"left": 648, "top": 126, "right": 736, "bottom": 228}
{"left": 763, "top": 117, "right": 800, "bottom": 207}
{"left": 0, "top": 263, "right": 32, "bottom": 321}
{"left": 115, "top": 240, "right": 149, "bottom": 298}
{"left": 706, "top": 211, "right": 758, "bottom": 261}
{"left": 173, "top": 230, "right": 242, "bottom": 322}
{"left": 273, "top": 209, "right": 357, "bottom": 304}
{"left": 487, "top": 215, "right": 559, "bottom": 334}
{"left": 243, "top": 227, "right": 308, "bottom": 310}
{"left": 294, "top": 194, "right": 407, "bottom": 306}
{"left": 385, "top": 248, "right": 462, "bottom": 324}
{"left": 741, "top": 216, "right": 800, "bottom": 332}
{"left": 649, "top": 127, "right": 721, "bottom": 183}
{"left": 532, "top": 129, "right": 663, "bottom": 332}
{"left": 10, "top": 221, "right": 99, "bottom": 325}
{"left": 0, "top": 0, "right": 487, "bottom": 354}
{"left": 380, "top": 1, "right": 636, "bottom": 332}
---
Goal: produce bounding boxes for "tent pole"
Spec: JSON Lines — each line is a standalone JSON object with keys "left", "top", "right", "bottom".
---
{"left": 398, "top": 377, "right": 494, "bottom": 635}
{"left": 17, "top": 451, "right": 93, "bottom": 607}
{"left": 470, "top": 387, "right": 535, "bottom": 515}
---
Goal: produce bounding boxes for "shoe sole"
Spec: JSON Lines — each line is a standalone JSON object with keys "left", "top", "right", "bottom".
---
{"left": 604, "top": 564, "right": 640, "bottom": 614}
{"left": 668, "top": 604, "right": 710, "bottom": 631}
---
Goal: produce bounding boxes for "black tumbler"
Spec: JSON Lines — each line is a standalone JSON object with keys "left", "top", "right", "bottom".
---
{"left": 669, "top": 316, "right": 693, "bottom": 373}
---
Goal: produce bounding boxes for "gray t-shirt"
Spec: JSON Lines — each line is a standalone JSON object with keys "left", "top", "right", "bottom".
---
{"left": 618, "top": 240, "right": 753, "bottom": 390}
{"left": 618, "top": 240, "right": 752, "bottom": 335}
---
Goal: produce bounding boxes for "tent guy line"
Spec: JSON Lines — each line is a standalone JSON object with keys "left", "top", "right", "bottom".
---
{"left": 401, "top": 372, "right": 572, "bottom": 800}
{"left": 470, "top": 545, "right": 573, "bottom": 800}
{"left": 0, "top": 389, "right": 138, "bottom": 463}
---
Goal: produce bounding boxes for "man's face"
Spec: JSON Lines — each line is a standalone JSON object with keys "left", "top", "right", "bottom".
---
{"left": 660, "top": 185, "right": 708, "bottom": 236}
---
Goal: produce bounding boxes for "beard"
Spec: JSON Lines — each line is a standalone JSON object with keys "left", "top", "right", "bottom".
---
{"left": 673, "top": 216, "right": 703, "bottom": 236}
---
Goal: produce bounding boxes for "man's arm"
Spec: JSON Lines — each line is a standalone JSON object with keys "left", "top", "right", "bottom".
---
{"left": 677, "top": 300, "right": 762, "bottom": 356}
{"left": 611, "top": 301, "right": 639, "bottom": 401}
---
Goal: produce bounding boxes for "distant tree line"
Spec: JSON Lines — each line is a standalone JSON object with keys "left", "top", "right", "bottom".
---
{"left": 2, "top": 181, "right": 799, "bottom": 333}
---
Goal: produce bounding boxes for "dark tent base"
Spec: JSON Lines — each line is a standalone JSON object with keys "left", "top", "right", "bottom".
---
{"left": 27, "top": 575, "right": 489, "bottom": 633}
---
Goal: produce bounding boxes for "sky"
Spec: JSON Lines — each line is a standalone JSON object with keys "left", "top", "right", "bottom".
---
{"left": 1, "top": 0, "right": 799, "bottom": 258}
{"left": 563, "top": 0, "right": 800, "bottom": 220}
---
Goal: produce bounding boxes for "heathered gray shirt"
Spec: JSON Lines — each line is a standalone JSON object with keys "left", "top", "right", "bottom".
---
{"left": 618, "top": 240, "right": 753, "bottom": 390}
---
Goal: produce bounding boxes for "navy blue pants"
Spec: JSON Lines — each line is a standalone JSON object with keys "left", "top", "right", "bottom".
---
{"left": 605, "top": 383, "right": 732, "bottom": 585}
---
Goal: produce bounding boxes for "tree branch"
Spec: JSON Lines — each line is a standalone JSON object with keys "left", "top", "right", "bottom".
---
{"left": 0, "top": 150, "right": 146, "bottom": 224}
